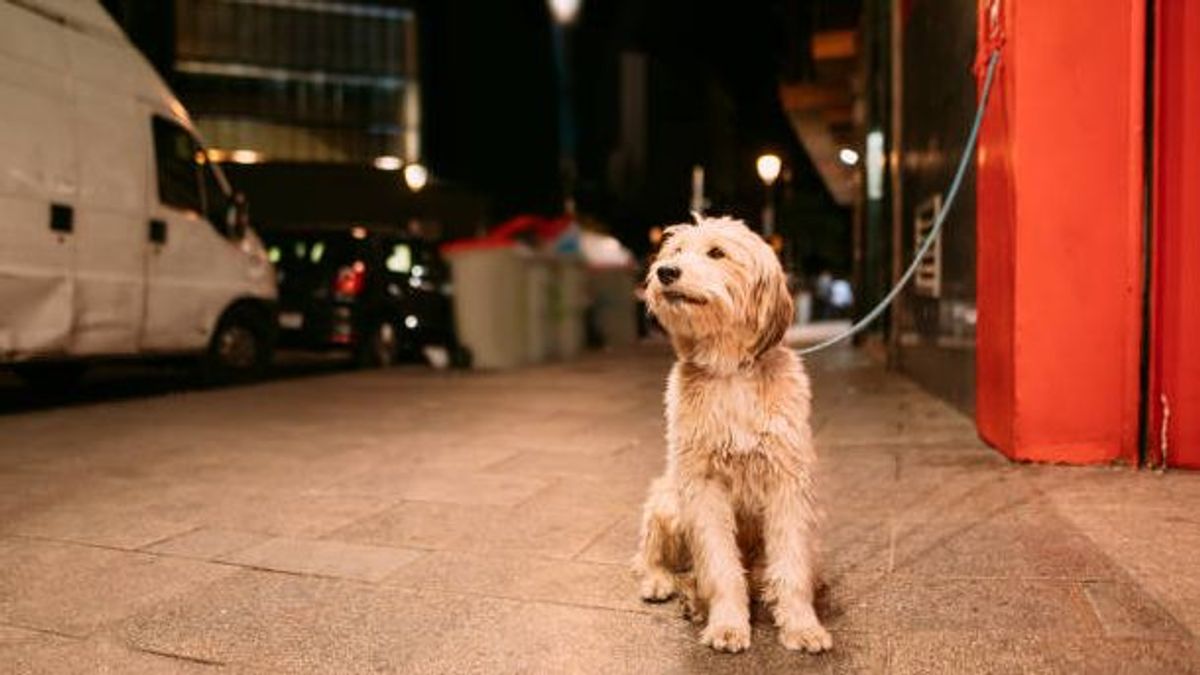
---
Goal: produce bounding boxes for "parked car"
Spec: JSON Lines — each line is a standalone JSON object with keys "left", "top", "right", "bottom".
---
{"left": 262, "top": 226, "right": 468, "bottom": 368}
{"left": 0, "top": 0, "right": 278, "bottom": 387}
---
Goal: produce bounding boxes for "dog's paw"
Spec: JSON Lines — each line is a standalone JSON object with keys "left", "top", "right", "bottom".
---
{"left": 778, "top": 623, "right": 833, "bottom": 653}
{"left": 700, "top": 621, "right": 751, "bottom": 653}
{"left": 680, "top": 595, "right": 706, "bottom": 625}
{"left": 638, "top": 571, "right": 675, "bottom": 602}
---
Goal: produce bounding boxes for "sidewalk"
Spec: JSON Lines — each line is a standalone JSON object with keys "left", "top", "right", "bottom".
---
{"left": 1, "top": 344, "right": 1198, "bottom": 673}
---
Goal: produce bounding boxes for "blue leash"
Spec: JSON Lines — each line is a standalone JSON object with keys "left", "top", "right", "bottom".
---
{"left": 798, "top": 48, "right": 1002, "bottom": 356}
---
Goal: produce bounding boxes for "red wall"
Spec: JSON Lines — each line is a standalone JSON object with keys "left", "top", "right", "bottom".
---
{"left": 1148, "top": 0, "right": 1200, "bottom": 469}
{"left": 975, "top": 0, "right": 1145, "bottom": 464}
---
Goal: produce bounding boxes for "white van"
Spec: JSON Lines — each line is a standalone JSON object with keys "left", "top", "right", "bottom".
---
{"left": 0, "top": 0, "right": 277, "bottom": 386}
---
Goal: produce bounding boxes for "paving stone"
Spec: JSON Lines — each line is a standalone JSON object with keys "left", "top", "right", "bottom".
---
{"left": 1148, "top": 576, "right": 1200, "bottom": 643}
{"left": 1081, "top": 580, "right": 1192, "bottom": 640}
{"left": 332, "top": 499, "right": 623, "bottom": 559}
{"left": 0, "top": 635, "right": 221, "bottom": 674}
{"left": 822, "top": 516, "right": 891, "bottom": 577}
{"left": 482, "top": 447, "right": 644, "bottom": 480}
{"left": 0, "top": 537, "right": 231, "bottom": 637}
{"left": 0, "top": 487, "right": 196, "bottom": 550}
{"left": 879, "top": 577, "right": 1094, "bottom": 634}
{"left": 890, "top": 632, "right": 1200, "bottom": 675}
{"left": 119, "top": 569, "right": 884, "bottom": 674}
{"left": 524, "top": 474, "right": 654, "bottom": 513}
{"left": 0, "top": 624, "right": 45, "bottom": 644}
{"left": 574, "top": 513, "right": 638, "bottom": 565}
{"left": 144, "top": 528, "right": 268, "bottom": 560}
{"left": 891, "top": 508, "right": 1120, "bottom": 579}
{"left": 219, "top": 537, "right": 424, "bottom": 582}
{"left": 186, "top": 491, "right": 399, "bottom": 538}
{"left": 383, "top": 549, "right": 659, "bottom": 615}
{"left": 327, "top": 467, "right": 550, "bottom": 506}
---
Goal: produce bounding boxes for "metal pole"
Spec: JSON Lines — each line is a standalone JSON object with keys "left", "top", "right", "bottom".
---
{"left": 551, "top": 22, "right": 576, "bottom": 215}
{"left": 762, "top": 183, "right": 776, "bottom": 237}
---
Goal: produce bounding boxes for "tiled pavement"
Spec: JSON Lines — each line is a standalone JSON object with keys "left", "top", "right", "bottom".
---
{"left": 1, "top": 344, "right": 1199, "bottom": 673}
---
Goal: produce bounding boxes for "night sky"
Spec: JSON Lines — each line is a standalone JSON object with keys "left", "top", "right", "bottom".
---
{"left": 418, "top": 0, "right": 845, "bottom": 260}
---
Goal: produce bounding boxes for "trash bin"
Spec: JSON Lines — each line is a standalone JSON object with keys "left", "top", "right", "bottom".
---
{"left": 552, "top": 258, "right": 587, "bottom": 360}
{"left": 588, "top": 266, "right": 638, "bottom": 348}
{"left": 442, "top": 242, "right": 527, "bottom": 369}
{"left": 524, "top": 253, "right": 554, "bottom": 364}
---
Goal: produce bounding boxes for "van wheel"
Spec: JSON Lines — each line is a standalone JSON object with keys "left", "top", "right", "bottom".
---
{"left": 357, "top": 321, "right": 398, "bottom": 369}
{"left": 203, "top": 307, "right": 271, "bottom": 384}
{"left": 13, "top": 362, "right": 88, "bottom": 393}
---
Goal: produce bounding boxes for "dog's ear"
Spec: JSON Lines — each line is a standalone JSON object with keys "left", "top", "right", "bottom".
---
{"left": 749, "top": 270, "right": 794, "bottom": 358}
{"left": 660, "top": 224, "right": 689, "bottom": 245}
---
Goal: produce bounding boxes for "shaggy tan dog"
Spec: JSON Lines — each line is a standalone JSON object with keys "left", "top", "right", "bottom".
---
{"left": 634, "top": 216, "right": 831, "bottom": 654}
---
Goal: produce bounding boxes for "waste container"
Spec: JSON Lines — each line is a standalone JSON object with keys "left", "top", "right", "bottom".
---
{"left": 442, "top": 242, "right": 527, "bottom": 369}
{"left": 588, "top": 267, "right": 638, "bottom": 348}
{"left": 552, "top": 258, "right": 587, "bottom": 360}
{"left": 524, "top": 254, "right": 554, "bottom": 364}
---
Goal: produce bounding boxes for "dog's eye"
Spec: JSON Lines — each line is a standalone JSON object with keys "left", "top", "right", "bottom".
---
{"left": 707, "top": 247, "right": 725, "bottom": 260}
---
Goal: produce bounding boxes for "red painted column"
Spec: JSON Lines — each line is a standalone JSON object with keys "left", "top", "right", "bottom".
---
{"left": 975, "top": 0, "right": 1145, "bottom": 464}
{"left": 1148, "top": 0, "right": 1200, "bottom": 469}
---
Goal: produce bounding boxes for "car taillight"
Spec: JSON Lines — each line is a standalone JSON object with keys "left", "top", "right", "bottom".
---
{"left": 334, "top": 261, "right": 366, "bottom": 298}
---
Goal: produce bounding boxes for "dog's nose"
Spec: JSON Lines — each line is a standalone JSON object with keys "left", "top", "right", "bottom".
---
{"left": 656, "top": 265, "right": 681, "bottom": 286}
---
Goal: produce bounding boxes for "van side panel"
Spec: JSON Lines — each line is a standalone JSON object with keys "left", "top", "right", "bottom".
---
{"left": 66, "top": 27, "right": 148, "bottom": 355}
{"left": 0, "top": 3, "right": 77, "bottom": 358}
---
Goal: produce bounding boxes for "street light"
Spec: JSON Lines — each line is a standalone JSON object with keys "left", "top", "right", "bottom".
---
{"left": 404, "top": 163, "right": 428, "bottom": 192}
{"left": 548, "top": 0, "right": 582, "bottom": 215}
{"left": 548, "top": 0, "right": 582, "bottom": 24}
{"left": 756, "top": 153, "right": 782, "bottom": 186}
{"left": 756, "top": 153, "right": 782, "bottom": 236}
{"left": 373, "top": 155, "right": 402, "bottom": 171}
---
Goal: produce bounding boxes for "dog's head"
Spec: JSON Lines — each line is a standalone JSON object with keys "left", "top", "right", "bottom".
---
{"left": 646, "top": 216, "right": 793, "bottom": 367}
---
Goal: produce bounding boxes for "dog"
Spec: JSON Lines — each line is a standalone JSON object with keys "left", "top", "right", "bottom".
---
{"left": 633, "top": 216, "right": 831, "bottom": 654}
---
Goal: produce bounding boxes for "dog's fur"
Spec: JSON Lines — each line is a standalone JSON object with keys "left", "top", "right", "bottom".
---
{"left": 634, "top": 216, "right": 831, "bottom": 654}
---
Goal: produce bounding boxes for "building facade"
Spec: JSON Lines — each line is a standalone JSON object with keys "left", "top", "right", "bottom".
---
{"left": 869, "top": 0, "right": 1199, "bottom": 468}
{"left": 174, "top": 0, "right": 419, "bottom": 164}
{"left": 104, "top": 0, "right": 420, "bottom": 166}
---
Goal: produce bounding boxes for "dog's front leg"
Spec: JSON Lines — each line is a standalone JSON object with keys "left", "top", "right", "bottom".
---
{"left": 763, "top": 478, "right": 832, "bottom": 653}
{"left": 683, "top": 479, "right": 751, "bottom": 653}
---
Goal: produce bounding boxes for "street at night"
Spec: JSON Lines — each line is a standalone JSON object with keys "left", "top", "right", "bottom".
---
{"left": 4, "top": 0, "right": 1200, "bottom": 671}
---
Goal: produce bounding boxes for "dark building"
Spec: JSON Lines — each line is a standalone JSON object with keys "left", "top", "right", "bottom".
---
{"left": 101, "top": 0, "right": 496, "bottom": 236}
{"left": 175, "top": 0, "right": 419, "bottom": 164}
{"left": 102, "top": 0, "right": 851, "bottom": 258}
{"left": 105, "top": 0, "right": 420, "bottom": 164}
{"left": 567, "top": 0, "right": 851, "bottom": 263}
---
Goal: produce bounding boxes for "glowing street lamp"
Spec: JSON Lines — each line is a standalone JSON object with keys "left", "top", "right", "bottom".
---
{"left": 756, "top": 153, "right": 782, "bottom": 236}
{"left": 756, "top": 153, "right": 782, "bottom": 186}
{"left": 547, "top": 0, "right": 582, "bottom": 24}
{"left": 403, "top": 163, "right": 428, "bottom": 192}
{"left": 373, "top": 155, "right": 402, "bottom": 171}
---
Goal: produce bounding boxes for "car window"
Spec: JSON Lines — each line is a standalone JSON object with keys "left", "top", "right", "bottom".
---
{"left": 152, "top": 117, "right": 203, "bottom": 214}
{"left": 201, "top": 160, "right": 233, "bottom": 235}
{"left": 152, "top": 116, "right": 238, "bottom": 239}
{"left": 265, "top": 235, "right": 365, "bottom": 270}
{"left": 386, "top": 243, "right": 412, "bottom": 273}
